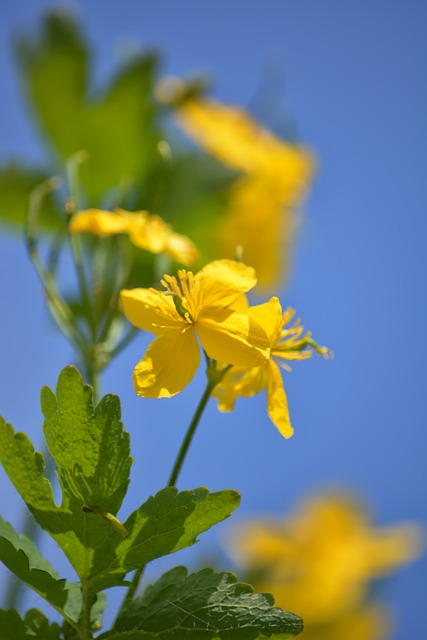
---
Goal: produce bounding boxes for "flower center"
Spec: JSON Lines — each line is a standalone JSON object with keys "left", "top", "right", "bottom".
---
{"left": 161, "top": 270, "right": 198, "bottom": 322}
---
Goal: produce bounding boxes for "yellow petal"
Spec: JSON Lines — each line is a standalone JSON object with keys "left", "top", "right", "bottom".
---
{"left": 196, "top": 259, "right": 257, "bottom": 309}
{"left": 133, "top": 328, "right": 200, "bottom": 398}
{"left": 247, "top": 297, "right": 283, "bottom": 345}
{"left": 164, "top": 232, "right": 199, "bottom": 266}
{"left": 197, "top": 309, "right": 269, "bottom": 366}
{"left": 120, "top": 288, "right": 185, "bottom": 335}
{"left": 266, "top": 360, "right": 294, "bottom": 438}
{"left": 69, "top": 209, "right": 131, "bottom": 236}
{"left": 214, "top": 365, "right": 267, "bottom": 412}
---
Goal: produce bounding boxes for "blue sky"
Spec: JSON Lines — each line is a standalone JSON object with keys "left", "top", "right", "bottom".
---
{"left": 0, "top": 2, "right": 426, "bottom": 638}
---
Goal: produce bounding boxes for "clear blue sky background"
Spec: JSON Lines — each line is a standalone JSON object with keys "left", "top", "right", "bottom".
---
{"left": 0, "top": 2, "right": 426, "bottom": 638}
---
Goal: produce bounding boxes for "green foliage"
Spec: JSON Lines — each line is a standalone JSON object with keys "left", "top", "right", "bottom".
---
{"left": 0, "top": 516, "right": 82, "bottom": 622}
{"left": 107, "top": 566, "right": 303, "bottom": 639}
{"left": 0, "top": 163, "right": 62, "bottom": 230}
{"left": 1, "top": 9, "right": 228, "bottom": 256}
{"left": 1, "top": 367, "right": 279, "bottom": 636}
{"left": 0, "top": 608, "right": 61, "bottom": 640}
{"left": 14, "top": 10, "right": 160, "bottom": 203}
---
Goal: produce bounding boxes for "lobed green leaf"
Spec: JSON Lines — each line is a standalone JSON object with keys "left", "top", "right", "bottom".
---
{"left": 1, "top": 367, "right": 240, "bottom": 597}
{"left": 105, "top": 566, "right": 303, "bottom": 639}
{"left": 90, "top": 486, "right": 240, "bottom": 592}
{"left": 0, "top": 515, "right": 81, "bottom": 622}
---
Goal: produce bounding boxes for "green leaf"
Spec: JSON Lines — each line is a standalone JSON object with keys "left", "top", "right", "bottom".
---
{"left": 0, "top": 163, "right": 62, "bottom": 231}
{"left": 91, "top": 486, "right": 240, "bottom": 592}
{"left": 0, "top": 366, "right": 132, "bottom": 583}
{"left": 15, "top": 11, "right": 160, "bottom": 202}
{"left": 105, "top": 567, "right": 303, "bottom": 639}
{"left": 0, "top": 515, "right": 81, "bottom": 622}
{"left": 0, "top": 608, "right": 61, "bottom": 640}
{"left": 1, "top": 367, "right": 239, "bottom": 597}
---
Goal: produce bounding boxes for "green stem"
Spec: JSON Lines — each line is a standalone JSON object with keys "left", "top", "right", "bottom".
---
{"left": 167, "top": 379, "right": 215, "bottom": 487}
{"left": 114, "top": 373, "right": 217, "bottom": 624}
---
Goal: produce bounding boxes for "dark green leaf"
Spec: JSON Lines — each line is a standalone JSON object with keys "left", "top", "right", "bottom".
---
{"left": 0, "top": 515, "right": 81, "bottom": 622}
{"left": 91, "top": 486, "right": 240, "bottom": 592}
{"left": 105, "top": 566, "right": 303, "bottom": 639}
{"left": 0, "top": 608, "right": 61, "bottom": 640}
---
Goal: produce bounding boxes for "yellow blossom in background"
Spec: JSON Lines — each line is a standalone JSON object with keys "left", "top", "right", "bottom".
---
{"left": 120, "top": 260, "right": 270, "bottom": 398}
{"left": 226, "top": 494, "right": 423, "bottom": 632}
{"left": 213, "top": 296, "right": 330, "bottom": 438}
{"left": 175, "top": 97, "right": 314, "bottom": 289}
{"left": 69, "top": 208, "right": 199, "bottom": 266}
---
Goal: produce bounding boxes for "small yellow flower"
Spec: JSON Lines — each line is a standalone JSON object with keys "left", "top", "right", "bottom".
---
{"left": 213, "top": 296, "right": 330, "bottom": 438}
{"left": 227, "top": 494, "right": 423, "bottom": 628}
{"left": 175, "top": 98, "right": 314, "bottom": 289}
{"left": 120, "top": 260, "right": 270, "bottom": 398}
{"left": 69, "top": 208, "right": 199, "bottom": 266}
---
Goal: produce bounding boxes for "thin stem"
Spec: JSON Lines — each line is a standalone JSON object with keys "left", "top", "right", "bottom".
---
{"left": 167, "top": 380, "right": 214, "bottom": 487}
{"left": 114, "top": 373, "right": 217, "bottom": 625}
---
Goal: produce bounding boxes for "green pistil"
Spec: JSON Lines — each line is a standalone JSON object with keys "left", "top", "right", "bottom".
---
{"left": 173, "top": 294, "right": 194, "bottom": 322}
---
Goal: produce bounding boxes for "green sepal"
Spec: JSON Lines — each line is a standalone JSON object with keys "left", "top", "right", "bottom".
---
{"left": 104, "top": 566, "right": 303, "bottom": 639}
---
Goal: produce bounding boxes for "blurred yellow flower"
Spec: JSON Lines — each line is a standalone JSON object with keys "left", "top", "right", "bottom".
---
{"left": 227, "top": 494, "right": 423, "bottom": 629}
{"left": 69, "top": 208, "right": 199, "bottom": 266}
{"left": 213, "top": 296, "right": 330, "bottom": 438}
{"left": 176, "top": 98, "right": 314, "bottom": 289}
{"left": 120, "top": 260, "right": 270, "bottom": 398}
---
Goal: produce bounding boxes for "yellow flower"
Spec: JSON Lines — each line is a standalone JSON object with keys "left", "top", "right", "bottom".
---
{"left": 213, "top": 296, "right": 330, "bottom": 438}
{"left": 120, "top": 260, "right": 270, "bottom": 398}
{"left": 69, "top": 208, "right": 199, "bottom": 266}
{"left": 175, "top": 98, "right": 314, "bottom": 289}
{"left": 227, "top": 494, "right": 423, "bottom": 626}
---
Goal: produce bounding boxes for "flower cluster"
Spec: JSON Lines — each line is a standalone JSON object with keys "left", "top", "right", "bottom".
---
{"left": 120, "top": 258, "right": 327, "bottom": 436}
{"left": 175, "top": 98, "right": 314, "bottom": 289}
{"left": 226, "top": 494, "right": 423, "bottom": 640}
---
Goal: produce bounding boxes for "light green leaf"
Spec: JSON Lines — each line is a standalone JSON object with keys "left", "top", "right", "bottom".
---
{"left": 0, "top": 366, "right": 132, "bottom": 583}
{"left": 15, "top": 11, "right": 160, "bottom": 202}
{"left": 91, "top": 486, "right": 240, "bottom": 592}
{"left": 0, "top": 608, "right": 61, "bottom": 640}
{"left": 0, "top": 515, "right": 81, "bottom": 622}
{"left": 105, "top": 566, "right": 303, "bottom": 639}
{"left": 1, "top": 367, "right": 238, "bottom": 598}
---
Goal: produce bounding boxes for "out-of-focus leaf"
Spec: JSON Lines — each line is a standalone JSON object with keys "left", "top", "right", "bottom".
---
{"left": 15, "top": 11, "right": 161, "bottom": 202}
{"left": 105, "top": 566, "right": 304, "bottom": 639}
{"left": 0, "top": 608, "right": 61, "bottom": 640}
{"left": 151, "top": 154, "right": 233, "bottom": 264}
{"left": 0, "top": 163, "right": 62, "bottom": 230}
